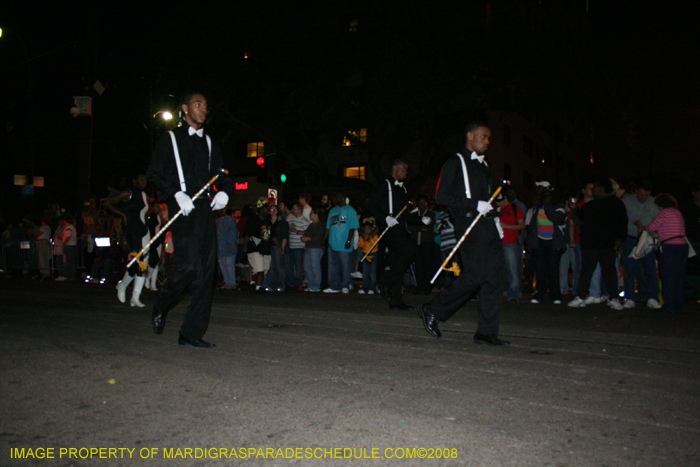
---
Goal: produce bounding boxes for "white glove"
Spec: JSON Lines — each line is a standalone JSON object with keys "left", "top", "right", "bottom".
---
{"left": 210, "top": 191, "right": 229, "bottom": 210}
{"left": 476, "top": 201, "right": 493, "bottom": 216}
{"left": 174, "top": 191, "right": 195, "bottom": 216}
{"left": 421, "top": 216, "right": 431, "bottom": 225}
{"left": 385, "top": 216, "right": 399, "bottom": 228}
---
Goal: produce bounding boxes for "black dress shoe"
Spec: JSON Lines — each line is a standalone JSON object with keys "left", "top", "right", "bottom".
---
{"left": 152, "top": 305, "right": 167, "bottom": 335}
{"left": 178, "top": 333, "right": 216, "bottom": 348}
{"left": 417, "top": 304, "right": 441, "bottom": 338}
{"left": 473, "top": 333, "right": 510, "bottom": 346}
{"left": 377, "top": 283, "right": 392, "bottom": 303}
{"left": 389, "top": 303, "right": 414, "bottom": 310}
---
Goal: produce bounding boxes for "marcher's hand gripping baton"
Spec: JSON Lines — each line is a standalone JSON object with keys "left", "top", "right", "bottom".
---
{"left": 359, "top": 202, "right": 412, "bottom": 263}
{"left": 430, "top": 186, "right": 502, "bottom": 284}
{"left": 126, "top": 168, "right": 229, "bottom": 271}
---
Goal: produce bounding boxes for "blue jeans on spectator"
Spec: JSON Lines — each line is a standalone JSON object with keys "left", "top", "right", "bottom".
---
{"left": 503, "top": 243, "right": 522, "bottom": 301}
{"left": 263, "top": 247, "right": 285, "bottom": 290}
{"left": 219, "top": 254, "right": 237, "bottom": 287}
{"left": 362, "top": 258, "right": 377, "bottom": 292}
{"left": 589, "top": 262, "right": 603, "bottom": 297}
{"left": 658, "top": 244, "right": 688, "bottom": 313}
{"left": 285, "top": 248, "right": 304, "bottom": 288}
{"left": 622, "top": 237, "right": 659, "bottom": 302}
{"left": 559, "top": 244, "right": 580, "bottom": 295}
{"left": 328, "top": 249, "right": 352, "bottom": 290}
{"left": 304, "top": 248, "right": 323, "bottom": 290}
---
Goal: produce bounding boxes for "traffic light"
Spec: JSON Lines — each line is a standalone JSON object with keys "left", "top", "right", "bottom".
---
{"left": 256, "top": 156, "right": 268, "bottom": 183}
{"left": 272, "top": 156, "right": 290, "bottom": 185}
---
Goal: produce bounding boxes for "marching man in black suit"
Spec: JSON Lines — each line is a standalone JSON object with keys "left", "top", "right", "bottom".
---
{"left": 147, "top": 92, "right": 233, "bottom": 348}
{"left": 418, "top": 122, "right": 509, "bottom": 346}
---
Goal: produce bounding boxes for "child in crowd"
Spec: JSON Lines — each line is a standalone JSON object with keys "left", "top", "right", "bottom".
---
{"left": 357, "top": 222, "right": 378, "bottom": 294}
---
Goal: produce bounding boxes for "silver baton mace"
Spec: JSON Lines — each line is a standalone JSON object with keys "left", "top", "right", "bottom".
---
{"left": 430, "top": 186, "right": 503, "bottom": 284}
{"left": 359, "top": 203, "right": 412, "bottom": 263}
{"left": 126, "top": 168, "right": 229, "bottom": 271}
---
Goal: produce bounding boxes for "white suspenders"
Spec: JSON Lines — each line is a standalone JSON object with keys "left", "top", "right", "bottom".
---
{"left": 168, "top": 130, "right": 212, "bottom": 193}
{"left": 455, "top": 153, "right": 472, "bottom": 199}
{"left": 385, "top": 179, "right": 394, "bottom": 215}
{"left": 385, "top": 179, "right": 408, "bottom": 216}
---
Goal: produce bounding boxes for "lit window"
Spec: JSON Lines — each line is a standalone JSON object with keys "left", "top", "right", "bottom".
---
{"left": 344, "top": 166, "right": 366, "bottom": 180}
{"left": 247, "top": 142, "right": 264, "bottom": 158}
{"left": 343, "top": 128, "right": 367, "bottom": 146}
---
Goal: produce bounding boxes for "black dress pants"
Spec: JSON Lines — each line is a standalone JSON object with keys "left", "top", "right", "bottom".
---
{"left": 427, "top": 217, "right": 505, "bottom": 336}
{"left": 379, "top": 230, "right": 417, "bottom": 305}
{"left": 154, "top": 198, "right": 217, "bottom": 340}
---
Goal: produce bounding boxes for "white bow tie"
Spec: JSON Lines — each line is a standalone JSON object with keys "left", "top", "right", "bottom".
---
{"left": 471, "top": 152, "right": 485, "bottom": 164}
{"left": 188, "top": 126, "right": 204, "bottom": 137}
{"left": 394, "top": 180, "right": 404, "bottom": 187}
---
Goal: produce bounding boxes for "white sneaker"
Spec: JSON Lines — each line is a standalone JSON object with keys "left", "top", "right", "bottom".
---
{"left": 358, "top": 289, "right": 366, "bottom": 294}
{"left": 341, "top": 288, "right": 350, "bottom": 294}
{"left": 323, "top": 288, "right": 340, "bottom": 293}
{"left": 647, "top": 298, "right": 662, "bottom": 309}
{"left": 553, "top": 300, "right": 562, "bottom": 305}
{"left": 530, "top": 298, "right": 541, "bottom": 304}
{"left": 622, "top": 299, "right": 636, "bottom": 309}
{"left": 350, "top": 271, "right": 363, "bottom": 279}
{"left": 55, "top": 276, "right": 67, "bottom": 282}
{"left": 584, "top": 296, "right": 602, "bottom": 305}
{"left": 367, "top": 290, "right": 375, "bottom": 295}
{"left": 608, "top": 299, "right": 623, "bottom": 311}
{"left": 568, "top": 297, "right": 586, "bottom": 308}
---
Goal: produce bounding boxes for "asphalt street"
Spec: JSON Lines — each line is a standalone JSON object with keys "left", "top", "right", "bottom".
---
{"left": 1, "top": 278, "right": 699, "bottom": 467}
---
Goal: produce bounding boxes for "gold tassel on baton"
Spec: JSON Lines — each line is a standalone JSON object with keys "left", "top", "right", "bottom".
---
{"left": 359, "top": 203, "right": 412, "bottom": 263}
{"left": 430, "top": 186, "right": 502, "bottom": 284}
{"left": 126, "top": 168, "right": 229, "bottom": 271}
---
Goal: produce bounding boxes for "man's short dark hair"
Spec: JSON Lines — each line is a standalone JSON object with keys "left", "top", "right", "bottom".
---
{"left": 181, "top": 92, "right": 206, "bottom": 107}
{"left": 299, "top": 193, "right": 310, "bottom": 202}
{"left": 465, "top": 121, "right": 489, "bottom": 135}
{"left": 637, "top": 180, "right": 653, "bottom": 192}
{"left": 596, "top": 177, "right": 614, "bottom": 194}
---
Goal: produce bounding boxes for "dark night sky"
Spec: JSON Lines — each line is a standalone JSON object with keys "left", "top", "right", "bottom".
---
{"left": 1, "top": 0, "right": 698, "bottom": 217}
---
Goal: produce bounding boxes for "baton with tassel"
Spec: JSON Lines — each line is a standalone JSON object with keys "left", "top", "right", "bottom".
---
{"left": 359, "top": 202, "right": 412, "bottom": 263}
{"left": 126, "top": 168, "right": 229, "bottom": 271}
{"left": 430, "top": 186, "right": 503, "bottom": 284}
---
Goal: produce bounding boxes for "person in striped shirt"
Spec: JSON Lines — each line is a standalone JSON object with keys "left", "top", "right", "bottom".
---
{"left": 646, "top": 194, "right": 689, "bottom": 313}
{"left": 526, "top": 188, "right": 568, "bottom": 304}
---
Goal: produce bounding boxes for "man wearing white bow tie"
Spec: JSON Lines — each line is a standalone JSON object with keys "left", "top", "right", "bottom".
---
{"left": 418, "top": 122, "right": 510, "bottom": 346}
{"left": 147, "top": 92, "right": 233, "bottom": 348}
{"left": 368, "top": 159, "right": 424, "bottom": 309}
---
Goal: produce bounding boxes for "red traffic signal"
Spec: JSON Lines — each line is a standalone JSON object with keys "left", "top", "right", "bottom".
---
{"left": 256, "top": 156, "right": 265, "bottom": 167}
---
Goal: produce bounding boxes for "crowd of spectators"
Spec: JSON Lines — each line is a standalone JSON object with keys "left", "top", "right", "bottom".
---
{"left": 2, "top": 180, "right": 698, "bottom": 314}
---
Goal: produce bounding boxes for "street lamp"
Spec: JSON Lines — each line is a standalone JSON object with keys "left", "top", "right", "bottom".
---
{"left": 153, "top": 110, "right": 174, "bottom": 121}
